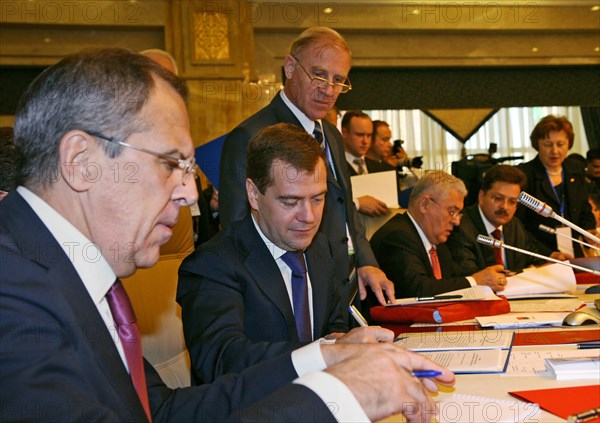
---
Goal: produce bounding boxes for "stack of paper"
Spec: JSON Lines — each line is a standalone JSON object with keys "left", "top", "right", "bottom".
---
{"left": 545, "top": 356, "right": 600, "bottom": 380}
{"left": 476, "top": 313, "right": 566, "bottom": 329}
{"left": 395, "top": 331, "right": 514, "bottom": 374}
{"left": 503, "top": 262, "right": 576, "bottom": 297}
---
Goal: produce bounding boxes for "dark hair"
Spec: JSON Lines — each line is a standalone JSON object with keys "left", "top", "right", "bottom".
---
{"left": 14, "top": 47, "right": 188, "bottom": 188}
{"left": 481, "top": 165, "right": 527, "bottom": 192}
{"left": 587, "top": 148, "right": 600, "bottom": 162}
{"left": 0, "top": 140, "right": 20, "bottom": 192}
{"left": 529, "top": 115, "right": 574, "bottom": 150}
{"left": 247, "top": 123, "right": 325, "bottom": 194}
{"left": 372, "top": 120, "right": 389, "bottom": 138}
{"left": 341, "top": 110, "right": 371, "bottom": 130}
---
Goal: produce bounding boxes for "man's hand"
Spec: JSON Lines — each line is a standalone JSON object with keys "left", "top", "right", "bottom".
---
{"left": 472, "top": 264, "right": 506, "bottom": 291}
{"left": 323, "top": 343, "right": 455, "bottom": 422}
{"left": 328, "top": 326, "right": 394, "bottom": 344}
{"left": 358, "top": 265, "right": 395, "bottom": 305}
{"left": 550, "top": 251, "right": 574, "bottom": 261}
{"left": 357, "top": 195, "right": 388, "bottom": 217}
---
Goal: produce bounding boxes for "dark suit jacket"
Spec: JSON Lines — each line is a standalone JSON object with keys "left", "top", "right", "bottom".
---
{"left": 447, "top": 203, "right": 548, "bottom": 274}
{"left": 177, "top": 215, "right": 347, "bottom": 384}
{"left": 219, "top": 93, "right": 378, "bottom": 306}
{"left": 346, "top": 157, "right": 396, "bottom": 176}
{"left": 0, "top": 192, "right": 334, "bottom": 422}
{"left": 370, "top": 213, "right": 471, "bottom": 298}
{"left": 517, "top": 155, "right": 595, "bottom": 257}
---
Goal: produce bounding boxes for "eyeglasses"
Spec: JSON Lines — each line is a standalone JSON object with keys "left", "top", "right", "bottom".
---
{"left": 429, "top": 196, "right": 463, "bottom": 220}
{"left": 488, "top": 193, "right": 518, "bottom": 207}
{"left": 87, "top": 130, "right": 199, "bottom": 185}
{"left": 291, "top": 56, "right": 352, "bottom": 94}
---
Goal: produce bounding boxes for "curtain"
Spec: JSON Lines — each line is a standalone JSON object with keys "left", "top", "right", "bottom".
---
{"left": 580, "top": 107, "right": 600, "bottom": 150}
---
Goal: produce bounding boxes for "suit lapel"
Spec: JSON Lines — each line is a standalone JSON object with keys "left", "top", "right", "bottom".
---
{"left": 402, "top": 214, "right": 435, "bottom": 277}
{"left": 467, "top": 206, "right": 497, "bottom": 266}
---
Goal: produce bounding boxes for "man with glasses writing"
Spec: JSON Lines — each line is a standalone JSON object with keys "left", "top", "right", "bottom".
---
{"left": 447, "top": 165, "right": 569, "bottom": 275}
{"left": 370, "top": 171, "right": 506, "bottom": 298}
{"left": 219, "top": 27, "right": 395, "bottom": 317}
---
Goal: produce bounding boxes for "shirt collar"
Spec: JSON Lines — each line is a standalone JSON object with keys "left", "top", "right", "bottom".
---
{"left": 251, "top": 214, "right": 288, "bottom": 261}
{"left": 477, "top": 204, "right": 502, "bottom": 234}
{"left": 17, "top": 186, "right": 116, "bottom": 305}
{"left": 407, "top": 211, "right": 434, "bottom": 252}
{"left": 279, "top": 90, "right": 322, "bottom": 135}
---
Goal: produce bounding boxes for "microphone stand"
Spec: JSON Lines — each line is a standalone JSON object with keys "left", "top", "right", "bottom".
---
{"left": 476, "top": 235, "right": 600, "bottom": 276}
{"left": 539, "top": 224, "right": 600, "bottom": 252}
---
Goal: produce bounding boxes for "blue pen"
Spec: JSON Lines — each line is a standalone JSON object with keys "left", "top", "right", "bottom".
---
{"left": 412, "top": 370, "right": 442, "bottom": 378}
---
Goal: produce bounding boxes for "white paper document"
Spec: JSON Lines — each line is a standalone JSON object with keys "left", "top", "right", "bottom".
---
{"left": 545, "top": 356, "right": 600, "bottom": 380}
{"left": 437, "top": 393, "right": 540, "bottom": 423}
{"left": 350, "top": 170, "right": 399, "bottom": 208}
{"left": 508, "top": 299, "right": 585, "bottom": 313}
{"left": 421, "top": 349, "right": 511, "bottom": 374}
{"left": 395, "top": 330, "right": 514, "bottom": 351}
{"left": 506, "top": 348, "right": 599, "bottom": 377}
{"left": 503, "top": 263, "right": 576, "bottom": 297}
{"left": 476, "top": 313, "right": 568, "bottom": 329}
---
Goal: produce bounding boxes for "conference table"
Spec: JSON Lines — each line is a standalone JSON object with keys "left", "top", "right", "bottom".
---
{"left": 378, "top": 285, "right": 600, "bottom": 423}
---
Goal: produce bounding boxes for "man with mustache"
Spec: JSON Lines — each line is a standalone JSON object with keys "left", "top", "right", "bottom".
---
{"left": 447, "top": 165, "right": 568, "bottom": 274}
{"left": 370, "top": 171, "right": 506, "bottom": 298}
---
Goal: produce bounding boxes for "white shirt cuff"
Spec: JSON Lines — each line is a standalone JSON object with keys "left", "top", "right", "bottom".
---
{"left": 294, "top": 371, "right": 370, "bottom": 423}
{"left": 291, "top": 341, "right": 328, "bottom": 376}
{"left": 466, "top": 276, "right": 477, "bottom": 287}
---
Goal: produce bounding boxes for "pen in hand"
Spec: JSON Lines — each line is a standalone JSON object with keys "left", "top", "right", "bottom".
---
{"left": 412, "top": 370, "right": 443, "bottom": 378}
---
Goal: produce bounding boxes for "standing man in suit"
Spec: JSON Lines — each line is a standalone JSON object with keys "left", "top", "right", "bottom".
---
{"left": 178, "top": 123, "right": 393, "bottom": 384}
{"left": 0, "top": 48, "right": 454, "bottom": 422}
{"left": 219, "top": 27, "right": 394, "bottom": 309}
{"left": 447, "top": 165, "right": 568, "bottom": 274}
{"left": 370, "top": 171, "right": 507, "bottom": 298}
{"left": 341, "top": 110, "right": 390, "bottom": 217}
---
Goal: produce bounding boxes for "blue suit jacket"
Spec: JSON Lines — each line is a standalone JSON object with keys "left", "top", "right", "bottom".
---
{"left": 0, "top": 192, "right": 335, "bottom": 422}
{"left": 219, "top": 93, "right": 378, "bottom": 306}
{"left": 178, "top": 215, "right": 347, "bottom": 384}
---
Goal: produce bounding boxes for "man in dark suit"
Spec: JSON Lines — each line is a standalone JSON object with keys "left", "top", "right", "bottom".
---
{"left": 219, "top": 27, "right": 394, "bottom": 310}
{"left": 178, "top": 124, "right": 393, "bottom": 384}
{"left": 341, "top": 110, "right": 391, "bottom": 217}
{"left": 447, "top": 165, "right": 568, "bottom": 274}
{"left": 0, "top": 48, "right": 454, "bottom": 423}
{"left": 371, "top": 171, "right": 507, "bottom": 298}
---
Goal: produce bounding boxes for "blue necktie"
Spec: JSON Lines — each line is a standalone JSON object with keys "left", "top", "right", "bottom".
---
{"left": 313, "top": 121, "right": 324, "bottom": 149}
{"left": 281, "top": 251, "right": 312, "bottom": 342}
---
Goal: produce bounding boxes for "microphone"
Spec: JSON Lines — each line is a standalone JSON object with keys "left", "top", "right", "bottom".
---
{"left": 476, "top": 235, "right": 600, "bottom": 276}
{"left": 517, "top": 192, "right": 600, "bottom": 244}
{"left": 538, "top": 224, "right": 600, "bottom": 252}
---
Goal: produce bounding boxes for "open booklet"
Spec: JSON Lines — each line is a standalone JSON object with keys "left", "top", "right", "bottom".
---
{"left": 387, "top": 285, "right": 500, "bottom": 307}
{"left": 395, "top": 330, "right": 515, "bottom": 374}
{"left": 503, "top": 262, "right": 576, "bottom": 298}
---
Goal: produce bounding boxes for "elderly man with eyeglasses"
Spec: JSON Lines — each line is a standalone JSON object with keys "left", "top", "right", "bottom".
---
{"left": 370, "top": 171, "right": 507, "bottom": 298}
{"left": 218, "top": 27, "right": 395, "bottom": 323}
{"left": 446, "top": 165, "right": 570, "bottom": 275}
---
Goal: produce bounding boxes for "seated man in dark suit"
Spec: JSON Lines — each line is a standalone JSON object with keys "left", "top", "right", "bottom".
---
{"left": 341, "top": 110, "right": 390, "bottom": 217}
{"left": 178, "top": 123, "right": 393, "bottom": 384}
{"left": 447, "top": 165, "right": 569, "bottom": 274}
{"left": 371, "top": 171, "right": 507, "bottom": 298}
{"left": 0, "top": 48, "right": 454, "bottom": 423}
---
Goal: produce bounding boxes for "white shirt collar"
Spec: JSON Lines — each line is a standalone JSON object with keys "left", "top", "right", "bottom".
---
{"left": 279, "top": 90, "right": 322, "bottom": 135}
{"left": 17, "top": 186, "right": 116, "bottom": 305}
{"left": 477, "top": 204, "right": 502, "bottom": 235}
{"left": 407, "top": 211, "right": 435, "bottom": 252}
{"left": 251, "top": 214, "right": 288, "bottom": 261}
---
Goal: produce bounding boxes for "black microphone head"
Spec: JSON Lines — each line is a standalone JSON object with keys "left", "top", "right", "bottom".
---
{"left": 477, "top": 235, "right": 503, "bottom": 248}
{"left": 517, "top": 192, "right": 554, "bottom": 217}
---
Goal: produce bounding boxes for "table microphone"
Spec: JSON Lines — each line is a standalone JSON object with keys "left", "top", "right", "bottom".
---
{"left": 517, "top": 192, "right": 600, "bottom": 244}
{"left": 476, "top": 235, "right": 600, "bottom": 276}
{"left": 538, "top": 224, "right": 600, "bottom": 252}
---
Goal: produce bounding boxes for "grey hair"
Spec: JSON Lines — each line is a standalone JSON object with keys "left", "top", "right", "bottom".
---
{"left": 408, "top": 170, "right": 467, "bottom": 206}
{"left": 289, "top": 26, "right": 351, "bottom": 60}
{"left": 14, "top": 47, "right": 188, "bottom": 188}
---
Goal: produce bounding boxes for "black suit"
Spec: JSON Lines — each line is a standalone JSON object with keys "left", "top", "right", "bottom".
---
{"left": 219, "top": 93, "right": 378, "bottom": 307}
{"left": 0, "top": 192, "right": 334, "bottom": 422}
{"left": 447, "top": 203, "right": 547, "bottom": 274}
{"left": 517, "top": 155, "right": 595, "bottom": 257}
{"left": 346, "top": 157, "right": 396, "bottom": 176}
{"left": 177, "top": 215, "right": 347, "bottom": 384}
{"left": 370, "top": 213, "right": 470, "bottom": 298}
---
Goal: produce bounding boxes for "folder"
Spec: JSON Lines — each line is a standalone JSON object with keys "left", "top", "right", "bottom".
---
{"left": 509, "top": 385, "right": 600, "bottom": 421}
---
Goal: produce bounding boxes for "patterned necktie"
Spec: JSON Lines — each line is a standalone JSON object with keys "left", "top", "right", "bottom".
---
{"left": 353, "top": 158, "right": 367, "bottom": 175}
{"left": 106, "top": 280, "right": 152, "bottom": 422}
{"left": 429, "top": 247, "right": 442, "bottom": 280}
{"left": 281, "top": 251, "right": 312, "bottom": 342}
{"left": 491, "top": 228, "right": 504, "bottom": 267}
{"left": 313, "top": 121, "right": 324, "bottom": 150}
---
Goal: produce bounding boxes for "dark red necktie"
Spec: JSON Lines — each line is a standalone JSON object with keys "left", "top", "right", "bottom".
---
{"left": 491, "top": 229, "right": 504, "bottom": 267}
{"left": 106, "top": 280, "right": 152, "bottom": 422}
{"left": 429, "top": 247, "right": 442, "bottom": 280}
{"left": 281, "top": 251, "right": 312, "bottom": 342}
